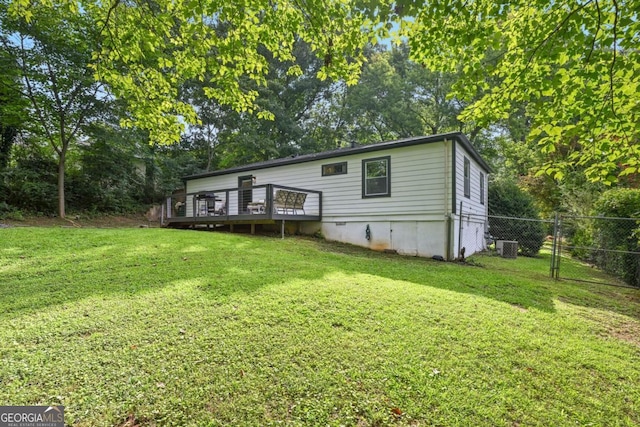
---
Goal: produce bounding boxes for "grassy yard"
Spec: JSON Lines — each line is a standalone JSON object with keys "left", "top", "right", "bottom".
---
{"left": 1, "top": 227, "right": 639, "bottom": 426}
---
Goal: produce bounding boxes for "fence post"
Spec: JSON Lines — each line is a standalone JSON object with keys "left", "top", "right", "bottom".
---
{"left": 457, "top": 201, "right": 463, "bottom": 259}
{"left": 550, "top": 212, "right": 559, "bottom": 278}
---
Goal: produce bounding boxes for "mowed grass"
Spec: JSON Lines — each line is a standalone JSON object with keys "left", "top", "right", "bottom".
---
{"left": 0, "top": 227, "right": 639, "bottom": 426}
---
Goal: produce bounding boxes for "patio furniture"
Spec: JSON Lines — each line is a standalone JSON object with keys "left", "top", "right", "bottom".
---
{"left": 273, "top": 190, "right": 306, "bottom": 214}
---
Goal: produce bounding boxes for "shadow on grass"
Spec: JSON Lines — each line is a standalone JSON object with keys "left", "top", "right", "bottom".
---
{"left": 1, "top": 228, "right": 637, "bottom": 320}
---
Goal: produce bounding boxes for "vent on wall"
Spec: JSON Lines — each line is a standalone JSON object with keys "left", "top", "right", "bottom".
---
{"left": 496, "top": 240, "right": 518, "bottom": 259}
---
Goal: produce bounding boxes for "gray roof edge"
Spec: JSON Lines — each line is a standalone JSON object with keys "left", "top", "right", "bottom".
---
{"left": 452, "top": 133, "right": 493, "bottom": 173}
{"left": 183, "top": 132, "right": 491, "bottom": 181}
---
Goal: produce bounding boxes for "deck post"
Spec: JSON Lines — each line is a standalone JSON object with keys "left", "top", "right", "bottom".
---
{"left": 230, "top": 224, "right": 234, "bottom": 233}
{"left": 251, "top": 223, "right": 255, "bottom": 235}
{"left": 281, "top": 220, "right": 285, "bottom": 239}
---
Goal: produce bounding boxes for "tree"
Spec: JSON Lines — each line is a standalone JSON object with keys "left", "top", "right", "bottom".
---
{"left": 8, "top": 0, "right": 636, "bottom": 189}
{"left": 336, "top": 46, "right": 420, "bottom": 144}
{"left": 1, "top": 1, "right": 105, "bottom": 217}
{"left": 0, "top": 53, "right": 21, "bottom": 170}
{"left": 399, "top": 0, "right": 640, "bottom": 184}
{"left": 181, "top": 39, "right": 334, "bottom": 169}
{"left": 310, "top": 45, "right": 461, "bottom": 146}
{"left": 67, "top": 123, "right": 146, "bottom": 213}
{"left": 6, "top": 0, "right": 382, "bottom": 147}
{"left": 2, "top": 141, "right": 58, "bottom": 213}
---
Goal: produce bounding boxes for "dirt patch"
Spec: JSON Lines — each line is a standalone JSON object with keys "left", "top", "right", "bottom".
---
{"left": 606, "top": 320, "right": 640, "bottom": 347}
{"left": 2, "top": 215, "right": 159, "bottom": 228}
{"left": 511, "top": 303, "right": 528, "bottom": 313}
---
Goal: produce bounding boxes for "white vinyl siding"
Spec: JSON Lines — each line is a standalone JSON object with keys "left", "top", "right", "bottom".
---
{"left": 454, "top": 141, "right": 488, "bottom": 217}
{"left": 186, "top": 142, "right": 448, "bottom": 219}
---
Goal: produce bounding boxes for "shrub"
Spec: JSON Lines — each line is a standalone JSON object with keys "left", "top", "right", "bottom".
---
{"left": 488, "top": 180, "right": 545, "bottom": 256}
{"left": 2, "top": 154, "right": 57, "bottom": 214}
{"left": 593, "top": 189, "right": 640, "bottom": 287}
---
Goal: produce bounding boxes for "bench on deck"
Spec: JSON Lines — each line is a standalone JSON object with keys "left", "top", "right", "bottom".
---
{"left": 273, "top": 190, "right": 307, "bottom": 214}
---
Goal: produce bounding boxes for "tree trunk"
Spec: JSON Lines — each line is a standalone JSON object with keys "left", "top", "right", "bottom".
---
{"left": 57, "top": 151, "right": 66, "bottom": 218}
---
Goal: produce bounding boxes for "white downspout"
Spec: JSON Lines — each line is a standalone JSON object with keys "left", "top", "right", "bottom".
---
{"left": 444, "top": 139, "right": 450, "bottom": 260}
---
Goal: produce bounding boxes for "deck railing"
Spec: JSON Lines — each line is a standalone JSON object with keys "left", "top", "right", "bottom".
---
{"left": 163, "top": 184, "right": 322, "bottom": 223}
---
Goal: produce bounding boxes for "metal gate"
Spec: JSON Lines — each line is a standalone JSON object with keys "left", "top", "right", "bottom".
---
{"left": 551, "top": 214, "right": 640, "bottom": 287}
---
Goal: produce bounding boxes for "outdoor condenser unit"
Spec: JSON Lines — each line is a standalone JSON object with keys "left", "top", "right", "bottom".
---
{"left": 496, "top": 240, "right": 518, "bottom": 259}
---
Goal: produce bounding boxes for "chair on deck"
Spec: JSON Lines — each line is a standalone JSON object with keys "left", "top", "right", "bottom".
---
{"left": 247, "top": 199, "right": 265, "bottom": 214}
{"left": 273, "top": 190, "right": 307, "bottom": 214}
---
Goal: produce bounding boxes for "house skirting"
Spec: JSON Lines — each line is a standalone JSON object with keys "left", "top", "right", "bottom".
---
{"left": 297, "top": 215, "right": 486, "bottom": 261}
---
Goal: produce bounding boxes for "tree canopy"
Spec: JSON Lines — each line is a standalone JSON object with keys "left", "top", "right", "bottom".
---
{"left": 9, "top": 0, "right": 384, "bottom": 145}
{"left": 400, "top": 0, "right": 640, "bottom": 184}
{"left": 5, "top": 0, "right": 640, "bottom": 187}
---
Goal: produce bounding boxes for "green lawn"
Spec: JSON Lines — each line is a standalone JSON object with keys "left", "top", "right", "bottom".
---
{"left": 1, "top": 227, "right": 639, "bottom": 426}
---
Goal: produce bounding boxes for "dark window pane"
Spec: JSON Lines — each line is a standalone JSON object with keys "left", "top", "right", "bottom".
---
{"left": 322, "top": 162, "right": 347, "bottom": 176}
{"left": 366, "top": 177, "right": 387, "bottom": 195}
{"left": 366, "top": 160, "right": 387, "bottom": 178}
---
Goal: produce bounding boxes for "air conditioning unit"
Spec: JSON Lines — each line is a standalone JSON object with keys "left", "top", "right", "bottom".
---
{"left": 496, "top": 240, "right": 518, "bottom": 259}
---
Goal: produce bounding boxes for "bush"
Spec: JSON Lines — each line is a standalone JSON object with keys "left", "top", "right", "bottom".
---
{"left": 1, "top": 154, "right": 58, "bottom": 214}
{"left": 488, "top": 180, "right": 545, "bottom": 256}
{"left": 593, "top": 188, "right": 640, "bottom": 287}
{"left": 567, "top": 224, "right": 594, "bottom": 259}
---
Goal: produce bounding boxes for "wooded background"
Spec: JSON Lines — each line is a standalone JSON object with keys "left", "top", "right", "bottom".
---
{"left": 1, "top": 0, "right": 638, "bottom": 225}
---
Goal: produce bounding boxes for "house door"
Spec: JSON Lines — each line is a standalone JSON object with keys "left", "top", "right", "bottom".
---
{"left": 238, "top": 175, "right": 253, "bottom": 214}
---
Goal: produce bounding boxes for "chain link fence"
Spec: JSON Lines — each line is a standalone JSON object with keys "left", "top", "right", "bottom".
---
{"left": 486, "top": 214, "right": 552, "bottom": 257}
{"left": 480, "top": 213, "right": 640, "bottom": 287}
{"left": 551, "top": 215, "right": 640, "bottom": 287}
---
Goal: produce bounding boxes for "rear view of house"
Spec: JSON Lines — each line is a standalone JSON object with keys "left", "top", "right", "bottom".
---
{"left": 165, "top": 132, "right": 490, "bottom": 260}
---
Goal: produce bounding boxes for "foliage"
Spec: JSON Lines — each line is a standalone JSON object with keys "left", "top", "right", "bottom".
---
{"left": 310, "top": 44, "right": 483, "bottom": 148}
{"left": 1, "top": 228, "right": 639, "bottom": 425}
{"left": 400, "top": 0, "right": 640, "bottom": 184}
{"left": 337, "top": 46, "right": 421, "bottom": 144}
{"left": 66, "top": 125, "right": 146, "bottom": 213}
{"left": 6, "top": 0, "right": 639, "bottom": 187}
{"left": 488, "top": 179, "right": 545, "bottom": 256}
{"left": 150, "top": 143, "right": 208, "bottom": 202}
{"left": 1, "top": 0, "right": 106, "bottom": 217}
{"left": 1, "top": 149, "right": 58, "bottom": 213}
{"left": 182, "top": 40, "right": 335, "bottom": 169}
{"left": 0, "top": 49, "right": 23, "bottom": 170}
{"left": 8, "top": 0, "right": 383, "bottom": 146}
{"left": 596, "top": 188, "right": 640, "bottom": 219}
{"left": 593, "top": 188, "right": 640, "bottom": 287}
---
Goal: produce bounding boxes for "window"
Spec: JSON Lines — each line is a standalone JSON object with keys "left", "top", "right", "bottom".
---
{"left": 362, "top": 156, "right": 390, "bottom": 198}
{"left": 322, "top": 162, "right": 347, "bottom": 176}
{"left": 464, "top": 157, "right": 470, "bottom": 198}
{"left": 480, "top": 172, "right": 485, "bottom": 205}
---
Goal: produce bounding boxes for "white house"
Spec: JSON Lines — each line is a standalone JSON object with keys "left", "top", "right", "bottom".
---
{"left": 167, "top": 132, "right": 490, "bottom": 260}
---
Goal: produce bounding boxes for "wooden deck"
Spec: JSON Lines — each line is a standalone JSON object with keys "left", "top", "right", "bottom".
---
{"left": 163, "top": 184, "right": 322, "bottom": 233}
